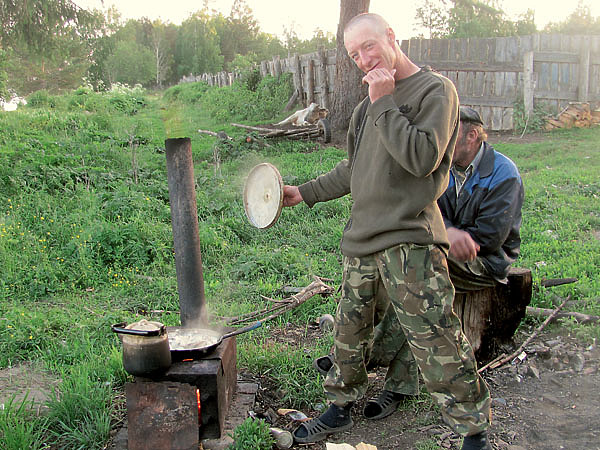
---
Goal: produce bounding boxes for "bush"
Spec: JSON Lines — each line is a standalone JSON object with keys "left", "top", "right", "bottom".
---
{"left": 227, "top": 418, "right": 274, "bottom": 450}
{"left": 26, "top": 90, "right": 58, "bottom": 108}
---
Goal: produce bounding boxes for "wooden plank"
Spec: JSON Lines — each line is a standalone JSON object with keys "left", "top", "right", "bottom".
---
{"left": 411, "top": 61, "right": 522, "bottom": 72}
{"left": 483, "top": 71, "right": 495, "bottom": 98}
{"left": 473, "top": 71, "right": 485, "bottom": 97}
{"left": 318, "top": 48, "right": 329, "bottom": 109}
{"left": 459, "top": 96, "right": 514, "bottom": 108}
{"left": 534, "top": 52, "right": 579, "bottom": 63}
{"left": 579, "top": 37, "right": 591, "bottom": 101}
{"left": 534, "top": 90, "right": 578, "bottom": 101}
{"left": 504, "top": 72, "right": 518, "bottom": 98}
{"left": 523, "top": 51, "right": 534, "bottom": 115}
{"left": 481, "top": 106, "right": 494, "bottom": 129}
{"left": 494, "top": 72, "right": 505, "bottom": 97}
{"left": 457, "top": 71, "right": 467, "bottom": 96}
{"left": 466, "top": 70, "right": 475, "bottom": 95}
{"left": 502, "top": 107, "right": 514, "bottom": 130}
{"left": 449, "top": 39, "right": 459, "bottom": 62}
{"left": 540, "top": 34, "right": 552, "bottom": 51}
{"left": 495, "top": 36, "right": 508, "bottom": 63}
{"left": 306, "top": 59, "right": 315, "bottom": 105}
{"left": 491, "top": 106, "right": 503, "bottom": 130}
{"left": 421, "top": 38, "right": 430, "bottom": 61}
{"left": 401, "top": 39, "right": 409, "bottom": 55}
{"left": 537, "top": 62, "right": 550, "bottom": 90}
{"left": 506, "top": 36, "right": 520, "bottom": 62}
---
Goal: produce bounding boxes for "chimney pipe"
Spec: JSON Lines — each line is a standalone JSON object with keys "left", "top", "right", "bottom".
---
{"left": 165, "top": 138, "right": 207, "bottom": 326}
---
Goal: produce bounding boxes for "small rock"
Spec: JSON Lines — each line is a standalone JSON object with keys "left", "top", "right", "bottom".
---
{"left": 545, "top": 338, "right": 562, "bottom": 347}
{"left": 492, "top": 397, "right": 508, "bottom": 407}
{"left": 569, "top": 353, "right": 585, "bottom": 372}
{"left": 318, "top": 314, "right": 334, "bottom": 332}
{"left": 541, "top": 394, "right": 560, "bottom": 406}
{"left": 526, "top": 364, "right": 540, "bottom": 379}
{"left": 507, "top": 446, "right": 527, "bottom": 450}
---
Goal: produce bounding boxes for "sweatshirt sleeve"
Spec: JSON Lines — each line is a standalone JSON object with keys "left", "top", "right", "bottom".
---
{"left": 297, "top": 100, "right": 367, "bottom": 208}
{"left": 369, "top": 81, "right": 459, "bottom": 178}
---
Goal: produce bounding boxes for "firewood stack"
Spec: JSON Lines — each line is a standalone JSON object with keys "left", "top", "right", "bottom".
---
{"left": 544, "top": 102, "right": 600, "bottom": 130}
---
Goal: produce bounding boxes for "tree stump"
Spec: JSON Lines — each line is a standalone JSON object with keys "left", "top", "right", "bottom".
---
{"left": 453, "top": 267, "right": 532, "bottom": 361}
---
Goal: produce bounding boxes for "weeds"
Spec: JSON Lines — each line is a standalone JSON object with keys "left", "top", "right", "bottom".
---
{"left": 0, "top": 80, "right": 598, "bottom": 448}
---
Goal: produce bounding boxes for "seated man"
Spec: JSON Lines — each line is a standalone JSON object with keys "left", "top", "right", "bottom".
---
{"left": 315, "top": 106, "right": 524, "bottom": 421}
{"left": 439, "top": 106, "right": 524, "bottom": 292}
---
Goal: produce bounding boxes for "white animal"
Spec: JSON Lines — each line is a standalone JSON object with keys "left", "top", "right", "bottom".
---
{"left": 276, "top": 102, "right": 328, "bottom": 126}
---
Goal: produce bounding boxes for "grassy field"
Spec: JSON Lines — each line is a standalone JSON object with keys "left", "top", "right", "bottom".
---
{"left": 0, "top": 79, "right": 599, "bottom": 449}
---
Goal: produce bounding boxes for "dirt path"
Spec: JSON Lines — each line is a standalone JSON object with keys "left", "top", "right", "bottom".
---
{"left": 257, "top": 326, "right": 600, "bottom": 450}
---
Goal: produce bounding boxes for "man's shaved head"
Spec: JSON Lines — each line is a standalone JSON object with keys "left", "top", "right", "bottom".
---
{"left": 344, "top": 13, "right": 390, "bottom": 37}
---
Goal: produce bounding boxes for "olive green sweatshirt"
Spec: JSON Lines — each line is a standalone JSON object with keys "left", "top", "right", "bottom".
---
{"left": 298, "top": 66, "right": 459, "bottom": 257}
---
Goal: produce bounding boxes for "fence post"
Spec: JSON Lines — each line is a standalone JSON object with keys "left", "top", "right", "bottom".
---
{"left": 307, "top": 58, "right": 315, "bottom": 105}
{"left": 292, "top": 53, "right": 304, "bottom": 107}
{"left": 318, "top": 47, "right": 329, "bottom": 110}
{"left": 523, "top": 51, "right": 534, "bottom": 117}
{"left": 273, "top": 56, "right": 282, "bottom": 77}
{"left": 578, "top": 38, "right": 590, "bottom": 102}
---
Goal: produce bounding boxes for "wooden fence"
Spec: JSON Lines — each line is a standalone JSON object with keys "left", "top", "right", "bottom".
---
{"left": 182, "top": 34, "right": 600, "bottom": 131}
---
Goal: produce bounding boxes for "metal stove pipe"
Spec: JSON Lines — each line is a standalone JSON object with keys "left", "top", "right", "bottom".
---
{"left": 165, "top": 138, "right": 207, "bottom": 326}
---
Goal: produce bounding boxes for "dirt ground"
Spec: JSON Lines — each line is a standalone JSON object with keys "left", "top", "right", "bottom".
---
{"left": 250, "top": 322, "right": 600, "bottom": 450}
{"left": 1, "top": 321, "right": 598, "bottom": 450}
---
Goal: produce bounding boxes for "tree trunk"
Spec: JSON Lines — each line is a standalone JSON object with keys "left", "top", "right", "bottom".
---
{"left": 330, "top": 0, "right": 370, "bottom": 133}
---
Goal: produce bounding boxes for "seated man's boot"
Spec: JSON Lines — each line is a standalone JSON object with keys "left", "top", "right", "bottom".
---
{"left": 462, "top": 431, "right": 492, "bottom": 450}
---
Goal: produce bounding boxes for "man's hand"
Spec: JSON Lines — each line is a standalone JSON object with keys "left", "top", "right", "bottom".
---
{"left": 362, "top": 68, "right": 396, "bottom": 103}
{"left": 283, "top": 185, "right": 303, "bottom": 207}
{"left": 447, "top": 227, "right": 480, "bottom": 262}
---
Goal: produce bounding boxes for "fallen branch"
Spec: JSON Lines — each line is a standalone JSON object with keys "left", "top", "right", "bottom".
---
{"left": 227, "top": 276, "right": 334, "bottom": 326}
{"left": 478, "top": 294, "right": 571, "bottom": 373}
{"left": 197, "top": 129, "right": 232, "bottom": 140}
{"left": 540, "top": 277, "right": 578, "bottom": 288}
{"left": 526, "top": 306, "right": 599, "bottom": 324}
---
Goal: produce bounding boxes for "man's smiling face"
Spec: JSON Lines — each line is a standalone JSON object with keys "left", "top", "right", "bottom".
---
{"left": 344, "top": 21, "right": 396, "bottom": 75}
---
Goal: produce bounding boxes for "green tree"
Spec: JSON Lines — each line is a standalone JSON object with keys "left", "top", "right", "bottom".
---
{"left": 544, "top": 1, "right": 600, "bottom": 34}
{"left": 105, "top": 40, "right": 156, "bottom": 86}
{"left": 447, "top": 0, "right": 536, "bottom": 37}
{"left": 415, "top": 0, "right": 450, "bottom": 38}
{"left": 0, "top": 0, "right": 101, "bottom": 53}
{"left": 175, "top": 11, "right": 223, "bottom": 79}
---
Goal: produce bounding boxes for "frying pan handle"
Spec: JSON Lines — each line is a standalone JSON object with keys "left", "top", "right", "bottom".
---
{"left": 111, "top": 322, "right": 165, "bottom": 337}
{"left": 221, "top": 321, "right": 262, "bottom": 340}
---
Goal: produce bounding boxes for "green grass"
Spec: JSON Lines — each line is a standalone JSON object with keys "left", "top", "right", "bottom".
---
{"left": 0, "top": 78, "right": 599, "bottom": 448}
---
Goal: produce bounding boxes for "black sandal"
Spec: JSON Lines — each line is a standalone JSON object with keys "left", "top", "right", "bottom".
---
{"left": 363, "top": 390, "right": 404, "bottom": 420}
{"left": 312, "top": 354, "right": 334, "bottom": 376}
{"left": 293, "top": 417, "right": 354, "bottom": 443}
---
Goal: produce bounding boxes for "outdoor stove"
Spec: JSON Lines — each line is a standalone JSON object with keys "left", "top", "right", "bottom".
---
{"left": 124, "top": 138, "right": 238, "bottom": 450}
{"left": 125, "top": 337, "right": 237, "bottom": 449}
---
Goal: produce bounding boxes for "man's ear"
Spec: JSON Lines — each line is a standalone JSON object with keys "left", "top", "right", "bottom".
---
{"left": 467, "top": 128, "right": 479, "bottom": 145}
{"left": 387, "top": 28, "right": 395, "bottom": 45}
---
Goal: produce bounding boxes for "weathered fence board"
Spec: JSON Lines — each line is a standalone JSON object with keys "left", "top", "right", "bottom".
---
{"left": 183, "top": 34, "right": 600, "bottom": 131}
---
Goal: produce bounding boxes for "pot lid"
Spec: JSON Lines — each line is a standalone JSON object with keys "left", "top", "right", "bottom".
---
{"left": 243, "top": 163, "right": 283, "bottom": 229}
{"left": 126, "top": 319, "right": 164, "bottom": 332}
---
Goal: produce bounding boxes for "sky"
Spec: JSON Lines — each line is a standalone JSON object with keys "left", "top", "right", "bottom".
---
{"left": 74, "top": 0, "right": 599, "bottom": 40}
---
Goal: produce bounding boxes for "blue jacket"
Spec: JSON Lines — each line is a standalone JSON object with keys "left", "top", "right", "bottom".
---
{"left": 437, "top": 142, "right": 524, "bottom": 280}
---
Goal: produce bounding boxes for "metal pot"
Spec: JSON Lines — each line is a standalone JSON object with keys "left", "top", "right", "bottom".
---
{"left": 112, "top": 320, "right": 172, "bottom": 376}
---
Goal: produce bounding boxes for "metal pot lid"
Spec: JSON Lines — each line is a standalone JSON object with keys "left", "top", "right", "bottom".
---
{"left": 126, "top": 319, "right": 165, "bottom": 333}
{"left": 243, "top": 163, "right": 283, "bottom": 229}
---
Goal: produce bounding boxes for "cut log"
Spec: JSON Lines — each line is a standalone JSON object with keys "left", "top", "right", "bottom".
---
{"left": 453, "top": 267, "right": 532, "bottom": 361}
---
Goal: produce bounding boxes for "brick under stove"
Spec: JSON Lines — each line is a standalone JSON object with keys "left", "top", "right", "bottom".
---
{"left": 125, "top": 336, "right": 237, "bottom": 450}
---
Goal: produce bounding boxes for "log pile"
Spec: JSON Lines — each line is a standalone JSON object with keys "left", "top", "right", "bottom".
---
{"left": 544, "top": 102, "right": 600, "bottom": 130}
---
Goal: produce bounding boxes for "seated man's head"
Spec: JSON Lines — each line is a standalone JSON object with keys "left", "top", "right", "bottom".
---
{"left": 454, "top": 107, "right": 488, "bottom": 167}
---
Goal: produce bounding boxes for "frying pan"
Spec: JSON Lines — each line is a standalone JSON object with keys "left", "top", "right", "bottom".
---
{"left": 167, "top": 321, "right": 262, "bottom": 361}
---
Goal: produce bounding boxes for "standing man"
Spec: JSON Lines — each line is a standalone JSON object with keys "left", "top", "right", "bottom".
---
{"left": 283, "top": 13, "right": 491, "bottom": 450}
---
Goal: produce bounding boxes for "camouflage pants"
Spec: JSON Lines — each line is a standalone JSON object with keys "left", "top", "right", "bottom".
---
{"left": 324, "top": 243, "right": 491, "bottom": 436}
